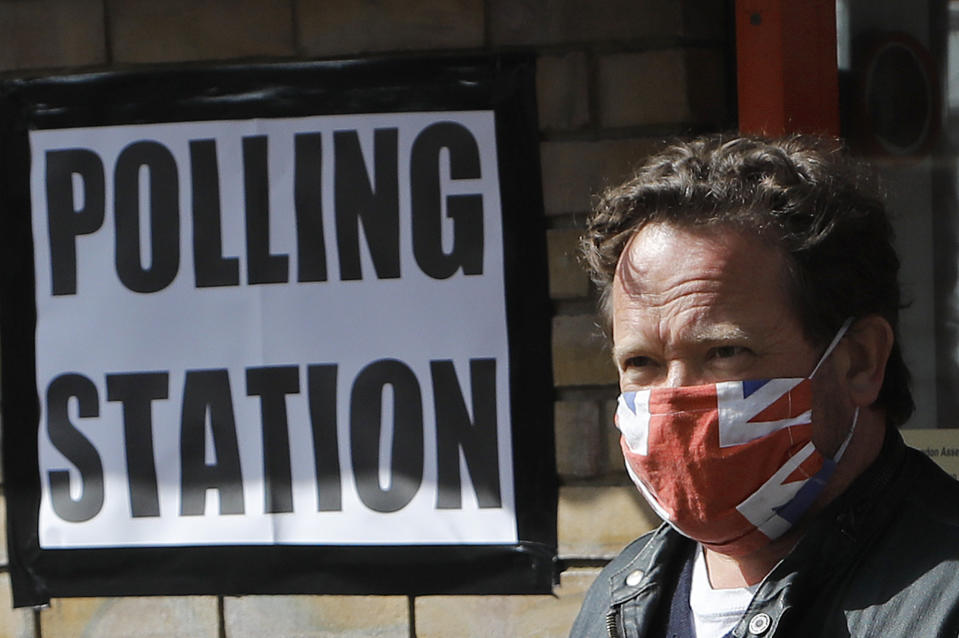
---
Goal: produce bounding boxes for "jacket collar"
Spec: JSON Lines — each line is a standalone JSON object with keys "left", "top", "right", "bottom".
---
{"left": 731, "top": 427, "right": 909, "bottom": 636}
{"left": 608, "top": 525, "right": 691, "bottom": 606}
{"left": 796, "top": 425, "right": 907, "bottom": 564}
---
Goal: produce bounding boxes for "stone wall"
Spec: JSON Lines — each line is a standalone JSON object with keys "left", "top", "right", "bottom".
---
{"left": 0, "top": 1, "right": 733, "bottom": 635}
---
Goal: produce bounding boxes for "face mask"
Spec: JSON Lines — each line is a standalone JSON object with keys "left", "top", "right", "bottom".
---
{"left": 615, "top": 319, "right": 858, "bottom": 556}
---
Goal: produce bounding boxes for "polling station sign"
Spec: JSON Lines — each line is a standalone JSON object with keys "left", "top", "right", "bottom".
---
{"left": 0, "top": 57, "right": 555, "bottom": 605}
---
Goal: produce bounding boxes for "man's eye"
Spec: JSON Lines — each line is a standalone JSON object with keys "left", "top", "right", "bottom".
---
{"left": 709, "top": 345, "right": 748, "bottom": 359}
{"left": 624, "top": 356, "right": 656, "bottom": 369}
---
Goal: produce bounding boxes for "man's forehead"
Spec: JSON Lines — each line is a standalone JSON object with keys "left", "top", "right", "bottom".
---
{"left": 614, "top": 222, "right": 784, "bottom": 296}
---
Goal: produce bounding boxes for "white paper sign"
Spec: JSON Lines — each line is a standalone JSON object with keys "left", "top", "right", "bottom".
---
{"left": 30, "top": 111, "right": 516, "bottom": 548}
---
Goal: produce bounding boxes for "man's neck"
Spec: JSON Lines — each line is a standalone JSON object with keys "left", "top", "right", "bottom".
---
{"left": 703, "top": 409, "right": 887, "bottom": 589}
{"left": 702, "top": 532, "right": 798, "bottom": 588}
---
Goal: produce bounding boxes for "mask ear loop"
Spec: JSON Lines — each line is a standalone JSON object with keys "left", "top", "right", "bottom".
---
{"left": 810, "top": 317, "right": 855, "bottom": 378}
{"left": 832, "top": 407, "right": 859, "bottom": 462}
{"left": 807, "top": 317, "right": 860, "bottom": 461}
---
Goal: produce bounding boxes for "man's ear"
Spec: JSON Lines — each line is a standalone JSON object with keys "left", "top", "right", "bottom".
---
{"left": 841, "top": 315, "right": 894, "bottom": 407}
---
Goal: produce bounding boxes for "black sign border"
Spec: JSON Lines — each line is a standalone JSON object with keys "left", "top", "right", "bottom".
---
{"left": 0, "top": 55, "right": 556, "bottom": 606}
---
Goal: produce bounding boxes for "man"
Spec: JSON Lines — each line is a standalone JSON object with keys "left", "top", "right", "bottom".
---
{"left": 570, "top": 135, "right": 959, "bottom": 637}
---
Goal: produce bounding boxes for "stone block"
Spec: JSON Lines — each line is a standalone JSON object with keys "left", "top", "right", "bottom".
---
{"left": 554, "top": 400, "right": 602, "bottom": 478}
{"left": 551, "top": 315, "right": 617, "bottom": 387}
{"left": 598, "top": 48, "right": 729, "bottom": 128}
{"left": 40, "top": 596, "right": 218, "bottom": 638}
{"left": 540, "top": 138, "right": 663, "bottom": 216}
{"left": 558, "top": 485, "right": 661, "bottom": 559}
{"left": 0, "top": 0, "right": 105, "bottom": 71}
{"left": 0, "top": 573, "right": 36, "bottom": 638}
{"left": 109, "top": 0, "right": 294, "bottom": 64}
{"left": 490, "top": 0, "right": 682, "bottom": 47}
{"left": 296, "top": 0, "right": 483, "bottom": 57}
{"left": 547, "top": 228, "right": 590, "bottom": 299}
{"left": 224, "top": 594, "right": 408, "bottom": 637}
{"left": 603, "top": 397, "right": 629, "bottom": 478}
{"left": 537, "top": 52, "right": 590, "bottom": 131}
{"left": 598, "top": 50, "right": 688, "bottom": 127}
{"left": 415, "top": 568, "right": 598, "bottom": 638}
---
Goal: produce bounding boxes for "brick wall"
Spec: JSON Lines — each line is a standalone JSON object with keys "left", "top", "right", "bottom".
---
{"left": 0, "top": 1, "right": 733, "bottom": 635}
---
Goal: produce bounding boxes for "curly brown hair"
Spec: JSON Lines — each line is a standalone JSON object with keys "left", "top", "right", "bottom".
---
{"left": 581, "top": 134, "right": 913, "bottom": 427}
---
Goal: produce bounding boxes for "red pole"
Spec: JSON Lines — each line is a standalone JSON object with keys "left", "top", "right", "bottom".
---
{"left": 735, "top": 0, "right": 840, "bottom": 136}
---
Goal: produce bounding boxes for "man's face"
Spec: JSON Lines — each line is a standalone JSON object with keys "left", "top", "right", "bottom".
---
{"left": 611, "top": 222, "right": 846, "bottom": 451}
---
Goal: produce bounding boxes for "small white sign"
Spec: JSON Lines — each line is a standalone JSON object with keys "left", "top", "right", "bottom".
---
{"left": 902, "top": 429, "right": 959, "bottom": 480}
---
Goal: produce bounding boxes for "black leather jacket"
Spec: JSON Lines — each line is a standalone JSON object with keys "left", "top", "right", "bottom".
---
{"left": 570, "top": 429, "right": 959, "bottom": 637}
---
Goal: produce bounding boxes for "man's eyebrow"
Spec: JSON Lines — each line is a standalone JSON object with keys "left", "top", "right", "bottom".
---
{"left": 686, "top": 324, "right": 751, "bottom": 343}
{"left": 610, "top": 325, "right": 752, "bottom": 362}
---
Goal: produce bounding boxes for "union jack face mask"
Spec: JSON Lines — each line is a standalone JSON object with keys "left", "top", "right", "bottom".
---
{"left": 615, "top": 319, "right": 858, "bottom": 557}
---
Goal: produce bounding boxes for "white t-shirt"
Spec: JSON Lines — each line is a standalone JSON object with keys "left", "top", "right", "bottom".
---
{"left": 689, "top": 545, "right": 757, "bottom": 638}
